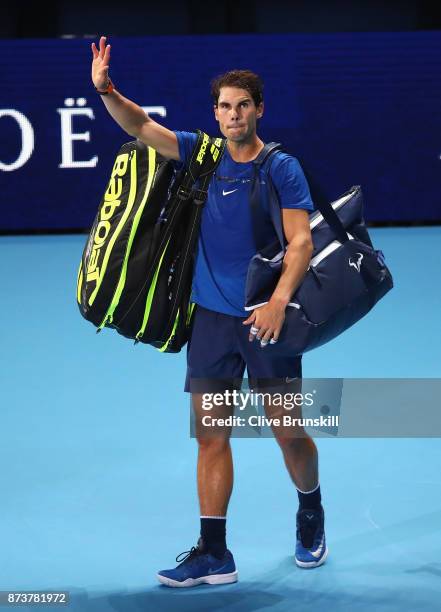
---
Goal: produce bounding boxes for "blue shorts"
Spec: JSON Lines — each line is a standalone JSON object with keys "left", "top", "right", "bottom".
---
{"left": 184, "top": 305, "right": 302, "bottom": 393}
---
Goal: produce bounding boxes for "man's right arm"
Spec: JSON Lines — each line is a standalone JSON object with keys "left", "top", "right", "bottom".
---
{"left": 91, "top": 36, "right": 180, "bottom": 161}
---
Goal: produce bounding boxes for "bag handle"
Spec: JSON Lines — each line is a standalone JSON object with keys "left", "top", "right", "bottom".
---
{"left": 250, "top": 143, "right": 349, "bottom": 250}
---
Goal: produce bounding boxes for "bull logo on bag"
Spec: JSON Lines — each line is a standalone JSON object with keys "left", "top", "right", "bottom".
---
{"left": 348, "top": 252, "right": 363, "bottom": 273}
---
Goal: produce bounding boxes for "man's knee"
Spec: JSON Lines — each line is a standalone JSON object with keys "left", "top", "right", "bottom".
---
{"left": 192, "top": 391, "right": 234, "bottom": 444}
{"left": 274, "top": 432, "right": 315, "bottom": 455}
{"left": 196, "top": 434, "right": 231, "bottom": 452}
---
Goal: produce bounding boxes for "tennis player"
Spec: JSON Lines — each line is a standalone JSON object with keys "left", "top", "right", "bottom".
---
{"left": 92, "top": 35, "right": 328, "bottom": 587}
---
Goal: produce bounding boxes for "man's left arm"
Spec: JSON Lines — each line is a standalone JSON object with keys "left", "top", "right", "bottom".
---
{"left": 243, "top": 208, "right": 313, "bottom": 344}
{"left": 270, "top": 207, "right": 313, "bottom": 307}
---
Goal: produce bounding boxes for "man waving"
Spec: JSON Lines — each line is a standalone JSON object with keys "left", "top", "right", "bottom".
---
{"left": 92, "top": 36, "right": 327, "bottom": 588}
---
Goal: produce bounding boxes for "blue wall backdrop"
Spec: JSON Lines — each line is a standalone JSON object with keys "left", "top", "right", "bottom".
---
{"left": 1, "top": 31, "right": 440, "bottom": 231}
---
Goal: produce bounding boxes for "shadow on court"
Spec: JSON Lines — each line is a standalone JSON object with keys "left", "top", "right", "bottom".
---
{"left": 21, "top": 579, "right": 439, "bottom": 612}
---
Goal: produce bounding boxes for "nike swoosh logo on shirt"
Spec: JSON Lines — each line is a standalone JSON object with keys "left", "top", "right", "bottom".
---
{"left": 222, "top": 189, "right": 238, "bottom": 196}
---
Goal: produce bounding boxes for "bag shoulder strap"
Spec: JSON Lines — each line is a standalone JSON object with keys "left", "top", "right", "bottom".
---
{"left": 176, "top": 131, "right": 226, "bottom": 206}
{"left": 250, "top": 143, "right": 350, "bottom": 249}
{"left": 249, "top": 143, "right": 284, "bottom": 250}
{"left": 253, "top": 142, "right": 283, "bottom": 168}
{"left": 297, "top": 159, "right": 349, "bottom": 245}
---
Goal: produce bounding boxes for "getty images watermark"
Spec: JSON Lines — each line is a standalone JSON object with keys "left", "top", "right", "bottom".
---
{"left": 198, "top": 387, "right": 338, "bottom": 431}
{"left": 189, "top": 378, "right": 342, "bottom": 438}
{"left": 189, "top": 379, "right": 441, "bottom": 438}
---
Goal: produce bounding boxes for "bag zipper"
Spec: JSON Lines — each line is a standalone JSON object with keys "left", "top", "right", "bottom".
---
{"left": 157, "top": 208, "right": 199, "bottom": 344}
{"left": 77, "top": 261, "right": 83, "bottom": 305}
{"left": 135, "top": 236, "right": 171, "bottom": 341}
{"left": 158, "top": 309, "right": 180, "bottom": 352}
{"left": 157, "top": 299, "right": 195, "bottom": 353}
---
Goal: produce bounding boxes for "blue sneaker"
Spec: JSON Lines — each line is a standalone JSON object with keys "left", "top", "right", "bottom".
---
{"left": 157, "top": 538, "right": 238, "bottom": 588}
{"left": 295, "top": 506, "right": 328, "bottom": 568}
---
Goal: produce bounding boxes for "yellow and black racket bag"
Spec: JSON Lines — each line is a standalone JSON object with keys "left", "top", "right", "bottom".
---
{"left": 77, "top": 132, "right": 225, "bottom": 352}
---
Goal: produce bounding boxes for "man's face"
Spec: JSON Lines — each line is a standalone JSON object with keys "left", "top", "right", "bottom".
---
{"left": 214, "top": 86, "right": 264, "bottom": 142}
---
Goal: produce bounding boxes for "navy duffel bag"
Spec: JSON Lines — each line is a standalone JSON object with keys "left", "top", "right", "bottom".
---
{"left": 245, "top": 144, "right": 393, "bottom": 355}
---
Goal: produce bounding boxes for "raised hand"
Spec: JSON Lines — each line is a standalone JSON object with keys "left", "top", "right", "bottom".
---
{"left": 91, "top": 36, "right": 111, "bottom": 91}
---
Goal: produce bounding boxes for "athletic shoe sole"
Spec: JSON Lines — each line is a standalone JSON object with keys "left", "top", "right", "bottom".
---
{"left": 295, "top": 546, "right": 329, "bottom": 569}
{"left": 157, "top": 570, "right": 239, "bottom": 588}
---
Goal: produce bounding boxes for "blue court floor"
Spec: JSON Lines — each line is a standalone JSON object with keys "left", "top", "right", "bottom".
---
{"left": 1, "top": 227, "right": 440, "bottom": 612}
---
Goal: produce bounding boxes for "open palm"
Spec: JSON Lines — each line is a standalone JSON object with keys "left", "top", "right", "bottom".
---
{"left": 91, "top": 36, "right": 111, "bottom": 90}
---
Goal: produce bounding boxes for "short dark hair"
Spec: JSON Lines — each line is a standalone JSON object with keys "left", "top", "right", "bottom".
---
{"left": 210, "top": 70, "right": 264, "bottom": 108}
